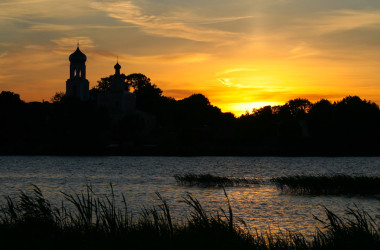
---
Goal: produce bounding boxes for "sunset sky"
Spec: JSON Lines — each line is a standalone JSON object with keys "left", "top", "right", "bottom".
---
{"left": 1, "top": 0, "right": 380, "bottom": 116}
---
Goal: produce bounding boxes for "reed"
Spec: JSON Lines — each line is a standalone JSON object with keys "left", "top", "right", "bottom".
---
{"left": 312, "top": 206, "right": 380, "bottom": 249}
{"left": 0, "top": 185, "right": 379, "bottom": 249}
{"left": 174, "top": 173, "right": 259, "bottom": 187}
{"left": 271, "top": 175, "right": 380, "bottom": 195}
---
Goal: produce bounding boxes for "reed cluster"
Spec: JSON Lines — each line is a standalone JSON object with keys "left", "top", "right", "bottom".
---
{"left": 0, "top": 185, "right": 379, "bottom": 249}
{"left": 271, "top": 175, "right": 380, "bottom": 195}
{"left": 174, "top": 174, "right": 259, "bottom": 187}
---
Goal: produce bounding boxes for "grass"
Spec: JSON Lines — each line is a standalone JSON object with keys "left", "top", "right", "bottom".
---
{"left": 174, "top": 174, "right": 259, "bottom": 187}
{"left": 312, "top": 206, "right": 380, "bottom": 249}
{"left": 271, "top": 175, "right": 380, "bottom": 195}
{"left": 0, "top": 185, "right": 379, "bottom": 249}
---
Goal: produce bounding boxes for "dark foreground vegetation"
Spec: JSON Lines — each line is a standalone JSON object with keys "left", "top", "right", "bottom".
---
{"left": 0, "top": 185, "right": 379, "bottom": 249}
{"left": 271, "top": 175, "right": 380, "bottom": 196}
{"left": 174, "top": 174, "right": 259, "bottom": 187}
{"left": 2, "top": 72, "right": 380, "bottom": 155}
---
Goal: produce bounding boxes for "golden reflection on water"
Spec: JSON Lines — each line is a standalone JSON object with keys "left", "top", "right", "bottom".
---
{"left": 0, "top": 156, "right": 379, "bottom": 238}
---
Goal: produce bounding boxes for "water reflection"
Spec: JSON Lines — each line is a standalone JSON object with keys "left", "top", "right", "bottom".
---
{"left": 0, "top": 156, "right": 379, "bottom": 237}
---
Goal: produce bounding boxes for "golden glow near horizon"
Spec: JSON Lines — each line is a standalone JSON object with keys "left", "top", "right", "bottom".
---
{"left": 1, "top": 0, "right": 380, "bottom": 116}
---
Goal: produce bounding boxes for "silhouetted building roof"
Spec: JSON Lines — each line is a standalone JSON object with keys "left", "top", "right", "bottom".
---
{"left": 69, "top": 47, "right": 87, "bottom": 62}
{"left": 66, "top": 45, "right": 89, "bottom": 101}
{"left": 97, "top": 61, "right": 136, "bottom": 118}
{"left": 114, "top": 62, "right": 121, "bottom": 70}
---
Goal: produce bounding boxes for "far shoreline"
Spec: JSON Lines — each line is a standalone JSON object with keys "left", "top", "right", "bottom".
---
{"left": 2, "top": 151, "right": 380, "bottom": 157}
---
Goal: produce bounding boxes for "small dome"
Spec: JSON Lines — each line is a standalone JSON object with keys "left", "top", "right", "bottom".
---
{"left": 114, "top": 62, "right": 121, "bottom": 70}
{"left": 69, "top": 47, "right": 87, "bottom": 62}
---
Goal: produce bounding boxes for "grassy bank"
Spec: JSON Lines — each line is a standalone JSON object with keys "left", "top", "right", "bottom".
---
{"left": 0, "top": 185, "right": 379, "bottom": 249}
{"left": 271, "top": 175, "right": 380, "bottom": 195}
{"left": 174, "top": 174, "right": 259, "bottom": 187}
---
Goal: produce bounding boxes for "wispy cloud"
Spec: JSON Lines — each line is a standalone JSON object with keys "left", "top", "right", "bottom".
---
{"left": 122, "top": 53, "right": 211, "bottom": 64}
{"left": 51, "top": 36, "right": 95, "bottom": 53}
{"left": 287, "top": 42, "right": 320, "bottom": 59}
{"left": 75, "top": 49, "right": 211, "bottom": 64}
{"left": 49, "top": 35, "right": 211, "bottom": 77}
{"left": 216, "top": 68, "right": 258, "bottom": 76}
{"left": 91, "top": 1, "right": 250, "bottom": 43}
{"left": 0, "top": 0, "right": 94, "bottom": 19}
{"left": 0, "top": 46, "right": 62, "bottom": 73}
{"left": 28, "top": 23, "right": 135, "bottom": 31}
{"left": 216, "top": 78, "right": 239, "bottom": 88}
{"left": 163, "top": 11, "right": 254, "bottom": 25}
{"left": 299, "top": 9, "right": 380, "bottom": 35}
{"left": 29, "top": 23, "right": 74, "bottom": 31}
{"left": 0, "top": 44, "right": 66, "bottom": 98}
{"left": 0, "top": 52, "right": 8, "bottom": 58}
{"left": 0, "top": 74, "right": 14, "bottom": 81}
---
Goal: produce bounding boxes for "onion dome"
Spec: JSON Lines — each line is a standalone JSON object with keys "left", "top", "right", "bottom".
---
{"left": 114, "top": 62, "right": 121, "bottom": 70}
{"left": 69, "top": 47, "right": 87, "bottom": 62}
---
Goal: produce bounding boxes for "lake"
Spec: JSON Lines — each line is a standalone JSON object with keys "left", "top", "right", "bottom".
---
{"left": 0, "top": 156, "right": 379, "bottom": 237}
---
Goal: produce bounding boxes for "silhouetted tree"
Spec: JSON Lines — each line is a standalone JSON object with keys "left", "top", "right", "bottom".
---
{"left": 126, "top": 74, "right": 161, "bottom": 95}
{"left": 285, "top": 98, "right": 312, "bottom": 119}
{"left": 236, "top": 105, "right": 278, "bottom": 144}
{"left": 95, "top": 74, "right": 129, "bottom": 92}
{"left": 94, "top": 73, "right": 163, "bottom": 114}
{"left": 180, "top": 93, "right": 210, "bottom": 107}
{"left": 4, "top": 82, "right": 380, "bottom": 156}
{"left": 310, "top": 99, "right": 333, "bottom": 115}
{"left": 334, "top": 96, "right": 380, "bottom": 138}
{"left": 51, "top": 92, "right": 65, "bottom": 103}
{"left": 253, "top": 106, "right": 277, "bottom": 135}
{"left": 126, "top": 73, "right": 163, "bottom": 113}
{"left": 308, "top": 99, "right": 334, "bottom": 138}
{"left": 96, "top": 76, "right": 111, "bottom": 91}
{"left": 0, "top": 91, "right": 23, "bottom": 106}
{"left": 177, "top": 94, "right": 222, "bottom": 126}
{"left": 252, "top": 105, "right": 273, "bottom": 118}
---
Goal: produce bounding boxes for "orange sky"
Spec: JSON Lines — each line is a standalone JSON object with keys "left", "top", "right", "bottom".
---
{"left": 1, "top": 0, "right": 380, "bottom": 116}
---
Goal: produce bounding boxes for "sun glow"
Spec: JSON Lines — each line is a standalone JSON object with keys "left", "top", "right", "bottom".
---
{"left": 1, "top": 0, "right": 380, "bottom": 118}
{"left": 220, "top": 102, "right": 281, "bottom": 117}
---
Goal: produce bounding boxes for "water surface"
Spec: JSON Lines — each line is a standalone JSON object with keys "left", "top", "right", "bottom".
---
{"left": 0, "top": 156, "right": 379, "bottom": 236}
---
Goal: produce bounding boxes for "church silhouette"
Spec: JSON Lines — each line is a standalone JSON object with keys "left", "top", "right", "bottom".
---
{"left": 66, "top": 44, "right": 89, "bottom": 101}
{"left": 66, "top": 45, "right": 136, "bottom": 117}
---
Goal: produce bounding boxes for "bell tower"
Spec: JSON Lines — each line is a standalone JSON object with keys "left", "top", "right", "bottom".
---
{"left": 110, "top": 59, "right": 123, "bottom": 91}
{"left": 66, "top": 44, "right": 89, "bottom": 101}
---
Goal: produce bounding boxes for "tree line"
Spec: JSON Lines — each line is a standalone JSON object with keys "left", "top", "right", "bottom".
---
{"left": 1, "top": 73, "right": 380, "bottom": 155}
